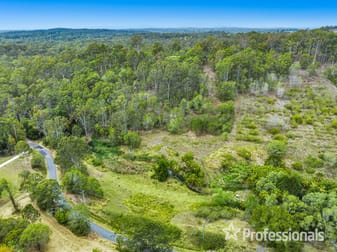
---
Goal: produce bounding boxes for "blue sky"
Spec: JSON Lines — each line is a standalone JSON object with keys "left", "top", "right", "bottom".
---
{"left": 0, "top": 0, "right": 337, "bottom": 30}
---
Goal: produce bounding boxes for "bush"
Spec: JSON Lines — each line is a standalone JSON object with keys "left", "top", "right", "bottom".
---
{"left": 32, "top": 179, "right": 61, "bottom": 211}
{"left": 325, "top": 64, "right": 337, "bottom": 86}
{"left": 109, "top": 213, "right": 181, "bottom": 251}
{"left": 265, "top": 140, "right": 287, "bottom": 167}
{"left": 31, "top": 151, "right": 46, "bottom": 171}
{"left": 268, "top": 127, "right": 280, "bottom": 135}
{"left": 304, "top": 155, "right": 324, "bottom": 169}
{"left": 187, "top": 228, "right": 227, "bottom": 250}
{"left": 19, "top": 223, "right": 51, "bottom": 252}
{"left": 291, "top": 114, "right": 303, "bottom": 124}
{"left": 175, "top": 152, "right": 206, "bottom": 191}
{"left": 273, "top": 134, "right": 288, "bottom": 143}
{"left": 55, "top": 208, "right": 70, "bottom": 225}
{"left": 236, "top": 134, "right": 263, "bottom": 143}
{"left": 91, "top": 157, "right": 103, "bottom": 167}
{"left": 221, "top": 153, "right": 237, "bottom": 170}
{"left": 195, "top": 205, "right": 239, "bottom": 221}
{"left": 190, "top": 116, "right": 208, "bottom": 135}
{"left": 68, "top": 211, "right": 90, "bottom": 236}
{"left": 211, "top": 190, "right": 241, "bottom": 208}
{"left": 236, "top": 148, "right": 252, "bottom": 160}
{"left": 85, "top": 177, "right": 104, "bottom": 198}
{"left": 152, "top": 156, "right": 170, "bottom": 182}
{"left": 221, "top": 132, "right": 229, "bottom": 140}
{"left": 292, "top": 162, "right": 303, "bottom": 171}
{"left": 14, "top": 140, "right": 30, "bottom": 154}
{"left": 331, "top": 119, "right": 337, "bottom": 129}
{"left": 167, "top": 117, "right": 184, "bottom": 134}
{"left": 62, "top": 168, "right": 103, "bottom": 198}
{"left": 21, "top": 204, "right": 40, "bottom": 223}
{"left": 190, "top": 114, "right": 226, "bottom": 135}
{"left": 0, "top": 218, "right": 29, "bottom": 246}
{"left": 123, "top": 131, "right": 141, "bottom": 149}
{"left": 217, "top": 81, "right": 236, "bottom": 101}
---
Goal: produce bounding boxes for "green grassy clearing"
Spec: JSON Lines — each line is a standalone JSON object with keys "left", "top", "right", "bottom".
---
{"left": 0, "top": 155, "right": 31, "bottom": 189}
{"left": 88, "top": 166, "right": 206, "bottom": 215}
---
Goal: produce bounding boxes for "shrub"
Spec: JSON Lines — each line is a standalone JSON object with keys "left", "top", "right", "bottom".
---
{"left": 152, "top": 156, "right": 170, "bottom": 182}
{"left": 123, "top": 131, "right": 141, "bottom": 149}
{"left": 32, "top": 179, "right": 61, "bottom": 211}
{"left": 179, "top": 152, "right": 205, "bottom": 191}
{"left": 291, "top": 114, "right": 303, "bottom": 124}
{"left": 305, "top": 167, "right": 315, "bottom": 174}
{"left": 190, "top": 95, "right": 204, "bottom": 113}
{"left": 195, "top": 205, "right": 239, "bottom": 221}
{"left": 292, "top": 162, "right": 303, "bottom": 171}
{"left": 304, "top": 115, "right": 313, "bottom": 125}
{"left": 268, "top": 127, "right": 280, "bottom": 135}
{"left": 0, "top": 218, "right": 29, "bottom": 246}
{"left": 55, "top": 208, "right": 70, "bottom": 225}
{"left": 62, "top": 168, "right": 103, "bottom": 198}
{"left": 190, "top": 116, "right": 208, "bottom": 135}
{"left": 91, "top": 157, "right": 103, "bottom": 167}
{"left": 221, "top": 153, "right": 237, "bottom": 170}
{"left": 265, "top": 140, "right": 287, "bottom": 167}
{"left": 217, "top": 81, "right": 236, "bottom": 101}
{"left": 21, "top": 204, "right": 40, "bottom": 223}
{"left": 221, "top": 132, "right": 229, "bottom": 141}
{"left": 67, "top": 211, "right": 90, "bottom": 236}
{"left": 123, "top": 151, "right": 136, "bottom": 161}
{"left": 321, "top": 153, "right": 337, "bottom": 168}
{"left": 19, "top": 223, "right": 51, "bottom": 252}
{"left": 167, "top": 117, "right": 184, "bottom": 134}
{"left": 14, "top": 140, "right": 30, "bottom": 154}
{"left": 325, "top": 64, "right": 337, "bottom": 86}
{"left": 236, "top": 147, "right": 252, "bottom": 160}
{"left": 31, "top": 151, "right": 46, "bottom": 171}
{"left": 247, "top": 129, "right": 259, "bottom": 136}
{"left": 331, "top": 119, "right": 337, "bottom": 129}
{"left": 211, "top": 190, "right": 241, "bottom": 208}
{"left": 85, "top": 177, "right": 104, "bottom": 198}
{"left": 190, "top": 114, "right": 224, "bottom": 135}
{"left": 273, "top": 134, "right": 288, "bottom": 143}
{"left": 236, "top": 134, "right": 263, "bottom": 143}
{"left": 304, "top": 155, "right": 324, "bottom": 169}
{"left": 109, "top": 213, "right": 181, "bottom": 251}
{"left": 187, "top": 228, "right": 227, "bottom": 250}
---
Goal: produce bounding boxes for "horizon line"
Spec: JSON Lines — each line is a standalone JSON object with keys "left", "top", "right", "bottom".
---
{"left": 0, "top": 26, "right": 320, "bottom": 32}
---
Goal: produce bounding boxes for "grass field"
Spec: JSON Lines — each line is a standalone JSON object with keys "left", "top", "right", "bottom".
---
{"left": 0, "top": 156, "right": 12, "bottom": 163}
{"left": 88, "top": 165, "right": 206, "bottom": 215}
{"left": 0, "top": 155, "right": 31, "bottom": 191}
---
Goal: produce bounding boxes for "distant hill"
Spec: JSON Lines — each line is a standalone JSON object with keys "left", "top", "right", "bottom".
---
{"left": 0, "top": 27, "right": 300, "bottom": 44}
{"left": 0, "top": 27, "right": 299, "bottom": 38}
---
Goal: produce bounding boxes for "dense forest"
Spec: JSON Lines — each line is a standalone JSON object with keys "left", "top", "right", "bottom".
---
{"left": 1, "top": 28, "right": 337, "bottom": 252}
{"left": 1, "top": 28, "right": 337, "bottom": 153}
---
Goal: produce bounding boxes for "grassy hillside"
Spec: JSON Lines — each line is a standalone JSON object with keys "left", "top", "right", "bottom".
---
{"left": 82, "top": 68, "right": 337, "bottom": 251}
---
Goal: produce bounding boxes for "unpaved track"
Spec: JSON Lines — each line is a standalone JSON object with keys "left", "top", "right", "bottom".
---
{"left": 0, "top": 152, "right": 26, "bottom": 168}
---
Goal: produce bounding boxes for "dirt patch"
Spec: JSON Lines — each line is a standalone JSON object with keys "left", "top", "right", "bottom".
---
{"left": 203, "top": 64, "right": 217, "bottom": 97}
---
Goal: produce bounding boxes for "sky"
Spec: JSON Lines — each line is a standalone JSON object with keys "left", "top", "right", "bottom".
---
{"left": 0, "top": 0, "right": 337, "bottom": 30}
